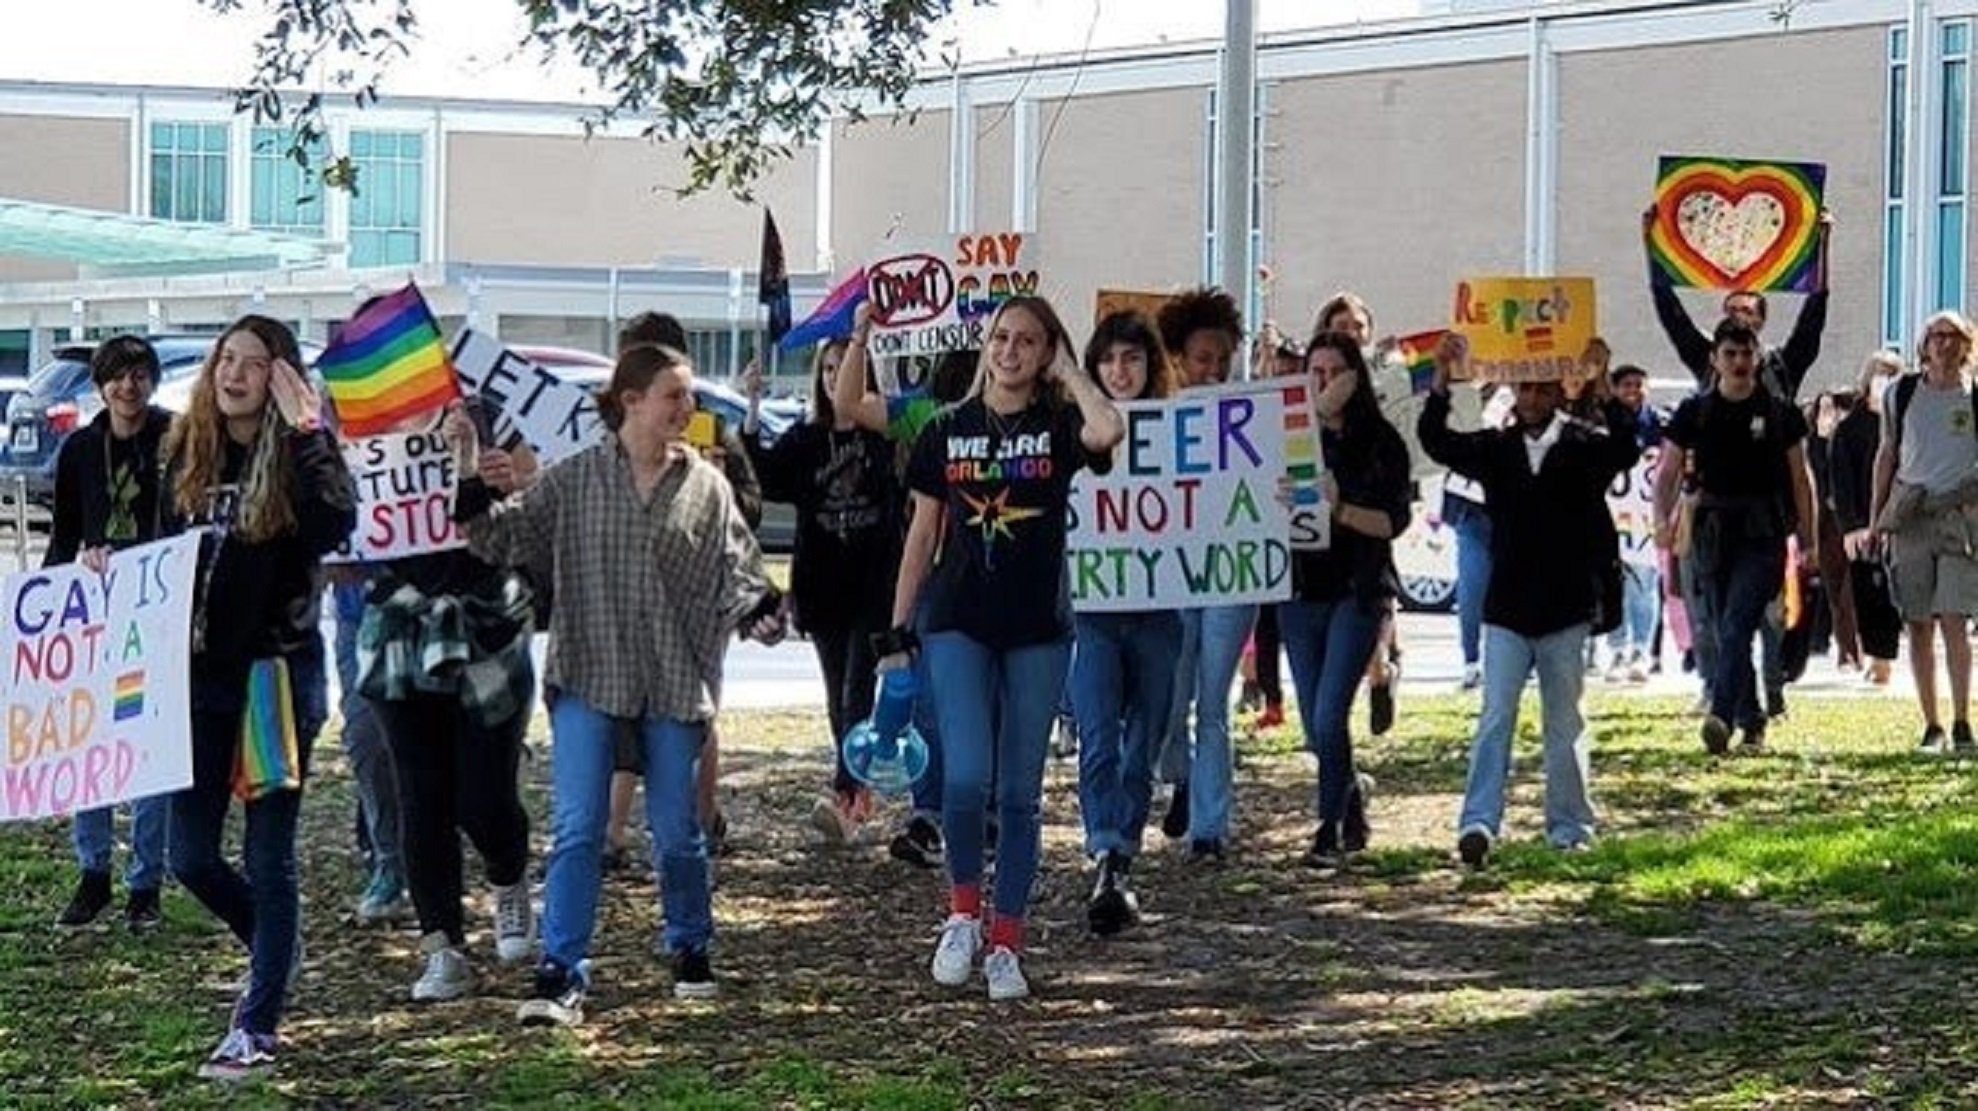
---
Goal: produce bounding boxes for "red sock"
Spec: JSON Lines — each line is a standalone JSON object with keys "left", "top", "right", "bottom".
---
{"left": 988, "top": 915, "right": 1024, "bottom": 953}
{"left": 949, "top": 884, "right": 981, "bottom": 919}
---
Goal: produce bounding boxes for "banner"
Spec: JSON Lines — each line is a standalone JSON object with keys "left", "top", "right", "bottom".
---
{"left": 331, "top": 429, "right": 467, "bottom": 563}
{"left": 2, "top": 534, "right": 200, "bottom": 823}
{"left": 865, "top": 232, "right": 1040, "bottom": 358}
{"left": 1649, "top": 156, "right": 1826, "bottom": 293}
{"left": 1451, "top": 277, "right": 1597, "bottom": 383}
{"left": 448, "top": 330, "right": 603, "bottom": 468}
{"left": 1067, "top": 381, "right": 1323, "bottom": 612}
{"left": 1607, "top": 444, "right": 1661, "bottom": 569}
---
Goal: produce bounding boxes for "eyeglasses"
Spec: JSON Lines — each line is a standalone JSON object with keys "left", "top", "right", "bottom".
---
{"left": 1926, "top": 330, "right": 1965, "bottom": 341}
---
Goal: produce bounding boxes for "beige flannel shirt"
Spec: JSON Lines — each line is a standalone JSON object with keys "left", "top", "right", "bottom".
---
{"left": 462, "top": 435, "right": 773, "bottom": 722}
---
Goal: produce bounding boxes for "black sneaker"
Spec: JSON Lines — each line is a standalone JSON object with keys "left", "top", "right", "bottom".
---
{"left": 1700, "top": 715, "right": 1733, "bottom": 757}
{"left": 516, "top": 960, "right": 588, "bottom": 1027}
{"left": 1086, "top": 854, "right": 1136, "bottom": 937}
{"left": 888, "top": 816, "right": 944, "bottom": 868}
{"left": 57, "top": 870, "right": 113, "bottom": 929}
{"left": 1457, "top": 829, "right": 1491, "bottom": 870}
{"left": 1304, "top": 824, "right": 1343, "bottom": 868}
{"left": 1765, "top": 687, "right": 1788, "bottom": 720}
{"left": 1188, "top": 837, "right": 1225, "bottom": 863}
{"left": 1160, "top": 784, "right": 1190, "bottom": 840}
{"left": 1920, "top": 724, "right": 1949, "bottom": 754}
{"left": 1739, "top": 723, "right": 1767, "bottom": 752}
{"left": 672, "top": 949, "right": 717, "bottom": 1000}
{"left": 125, "top": 888, "right": 163, "bottom": 933}
{"left": 1954, "top": 721, "right": 1976, "bottom": 754}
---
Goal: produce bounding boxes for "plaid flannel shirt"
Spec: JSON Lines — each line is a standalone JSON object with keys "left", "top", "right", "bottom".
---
{"left": 460, "top": 435, "right": 773, "bottom": 723}
{"left": 356, "top": 575, "right": 536, "bottom": 728}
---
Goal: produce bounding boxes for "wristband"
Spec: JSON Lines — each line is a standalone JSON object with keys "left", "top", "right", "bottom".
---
{"left": 870, "top": 626, "right": 921, "bottom": 660}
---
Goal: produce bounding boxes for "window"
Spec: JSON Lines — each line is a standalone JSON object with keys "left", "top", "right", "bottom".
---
{"left": 249, "top": 128, "right": 326, "bottom": 235}
{"left": 1937, "top": 21, "right": 1970, "bottom": 312}
{"left": 348, "top": 130, "right": 424, "bottom": 268}
{"left": 1885, "top": 26, "right": 1909, "bottom": 346}
{"left": 684, "top": 328, "right": 766, "bottom": 381}
{"left": 150, "top": 122, "right": 228, "bottom": 224}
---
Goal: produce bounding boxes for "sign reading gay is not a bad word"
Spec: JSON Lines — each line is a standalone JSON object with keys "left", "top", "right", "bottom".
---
{"left": 1451, "top": 277, "right": 1597, "bottom": 383}
{"left": 2, "top": 534, "right": 199, "bottom": 823}
{"left": 1067, "top": 381, "right": 1325, "bottom": 612}
{"left": 329, "top": 429, "right": 467, "bottom": 563}
{"left": 448, "top": 330, "right": 603, "bottom": 468}
{"left": 1650, "top": 155, "right": 1826, "bottom": 293}
{"left": 866, "top": 232, "right": 1041, "bottom": 359}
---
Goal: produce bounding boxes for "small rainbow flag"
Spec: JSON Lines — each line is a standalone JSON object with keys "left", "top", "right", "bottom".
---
{"left": 319, "top": 283, "right": 460, "bottom": 436}
{"left": 113, "top": 671, "right": 144, "bottom": 722}
{"left": 1397, "top": 330, "right": 1448, "bottom": 396}
{"left": 231, "top": 658, "right": 300, "bottom": 802}
{"left": 778, "top": 268, "right": 867, "bottom": 351}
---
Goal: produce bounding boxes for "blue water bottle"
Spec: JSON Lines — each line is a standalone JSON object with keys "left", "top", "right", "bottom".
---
{"left": 842, "top": 665, "right": 930, "bottom": 795}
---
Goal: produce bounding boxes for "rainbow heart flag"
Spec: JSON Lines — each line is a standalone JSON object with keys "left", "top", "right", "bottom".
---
{"left": 1397, "top": 330, "right": 1447, "bottom": 396}
{"left": 778, "top": 268, "right": 867, "bottom": 351}
{"left": 1648, "top": 155, "right": 1826, "bottom": 293}
{"left": 231, "top": 658, "right": 300, "bottom": 802}
{"left": 319, "top": 282, "right": 460, "bottom": 436}
{"left": 113, "top": 671, "right": 145, "bottom": 722}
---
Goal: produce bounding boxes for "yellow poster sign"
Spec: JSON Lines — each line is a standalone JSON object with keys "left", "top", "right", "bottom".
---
{"left": 1450, "top": 277, "right": 1597, "bottom": 383}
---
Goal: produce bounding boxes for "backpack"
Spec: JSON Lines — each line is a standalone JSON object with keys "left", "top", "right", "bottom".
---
{"left": 1888, "top": 372, "right": 1978, "bottom": 452}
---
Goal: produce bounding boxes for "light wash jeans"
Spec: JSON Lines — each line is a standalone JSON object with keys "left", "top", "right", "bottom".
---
{"left": 1159, "top": 605, "right": 1257, "bottom": 843}
{"left": 1452, "top": 509, "right": 1493, "bottom": 668}
{"left": 541, "top": 692, "right": 711, "bottom": 970}
{"left": 1458, "top": 623, "right": 1598, "bottom": 848}
{"left": 334, "top": 579, "right": 404, "bottom": 884}
{"left": 1069, "top": 611, "right": 1182, "bottom": 858}
{"left": 1606, "top": 562, "right": 1661, "bottom": 659}
{"left": 72, "top": 795, "right": 169, "bottom": 892}
{"left": 1279, "top": 597, "right": 1383, "bottom": 829}
{"left": 923, "top": 631, "right": 1068, "bottom": 922}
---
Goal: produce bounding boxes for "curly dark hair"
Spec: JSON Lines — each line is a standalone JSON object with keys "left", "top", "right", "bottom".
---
{"left": 1156, "top": 286, "right": 1243, "bottom": 358}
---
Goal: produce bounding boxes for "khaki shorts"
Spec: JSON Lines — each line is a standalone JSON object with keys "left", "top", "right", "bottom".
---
{"left": 1890, "top": 510, "right": 1978, "bottom": 619}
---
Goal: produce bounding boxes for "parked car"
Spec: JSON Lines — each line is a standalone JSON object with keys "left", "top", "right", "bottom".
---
{"left": 1394, "top": 473, "right": 1458, "bottom": 614}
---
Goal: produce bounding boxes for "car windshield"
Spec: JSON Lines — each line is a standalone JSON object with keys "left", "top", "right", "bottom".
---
{"left": 27, "top": 357, "right": 89, "bottom": 397}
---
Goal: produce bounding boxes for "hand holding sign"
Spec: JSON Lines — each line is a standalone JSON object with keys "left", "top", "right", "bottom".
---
{"left": 1431, "top": 332, "right": 1468, "bottom": 394}
{"left": 479, "top": 448, "right": 522, "bottom": 496}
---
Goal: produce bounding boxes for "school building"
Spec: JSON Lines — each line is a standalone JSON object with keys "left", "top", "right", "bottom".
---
{"left": 0, "top": 0, "right": 1968, "bottom": 389}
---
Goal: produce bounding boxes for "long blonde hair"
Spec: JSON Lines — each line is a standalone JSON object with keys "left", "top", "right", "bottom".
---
{"left": 164, "top": 315, "right": 301, "bottom": 543}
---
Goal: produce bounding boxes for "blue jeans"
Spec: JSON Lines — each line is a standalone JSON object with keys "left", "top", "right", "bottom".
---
{"left": 542, "top": 692, "right": 711, "bottom": 968}
{"left": 1280, "top": 597, "right": 1382, "bottom": 828}
{"left": 1453, "top": 510, "right": 1493, "bottom": 667}
{"left": 334, "top": 580, "right": 403, "bottom": 882}
{"left": 170, "top": 645, "right": 328, "bottom": 1038}
{"left": 1459, "top": 623, "right": 1597, "bottom": 847}
{"left": 1694, "top": 513, "right": 1786, "bottom": 732}
{"left": 908, "top": 602, "right": 946, "bottom": 818}
{"left": 72, "top": 794, "right": 169, "bottom": 892}
{"left": 1070, "top": 611, "right": 1182, "bottom": 858}
{"left": 1606, "top": 563, "right": 1661, "bottom": 657}
{"left": 923, "top": 631, "right": 1068, "bottom": 921}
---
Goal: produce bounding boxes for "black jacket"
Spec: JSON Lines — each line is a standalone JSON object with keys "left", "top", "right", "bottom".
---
{"left": 1419, "top": 392, "right": 1640, "bottom": 637}
{"left": 45, "top": 406, "right": 174, "bottom": 566}
{"left": 1828, "top": 404, "right": 1881, "bottom": 534}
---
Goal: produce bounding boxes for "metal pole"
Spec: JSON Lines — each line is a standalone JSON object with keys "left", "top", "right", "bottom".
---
{"left": 13, "top": 474, "right": 27, "bottom": 571}
{"left": 1901, "top": 0, "right": 1933, "bottom": 352}
{"left": 1216, "top": 0, "right": 1257, "bottom": 375}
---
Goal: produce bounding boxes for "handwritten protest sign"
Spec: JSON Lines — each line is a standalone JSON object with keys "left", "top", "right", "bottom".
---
{"left": 1607, "top": 444, "right": 1661, "bottom": 569}
{"left": 330, "top": 429, "right": 467, "bottom": 563}
{"left": 449, "top": 330, "right": 602, "bottom": 467}
{"left": 1649, "top": 156, "right": 1826, "bottom": 293}
{"left": 866, "top": 233, "right": 1041, "bottom": 358}
{"left": 1067, "top": 381, "right": 1321, "bottom": 612}
{"left": 1451, "top": 277, "right": 1597, "bottom": 383}
{"left": 2, "top": 534, "right": 199, "bottom": 823}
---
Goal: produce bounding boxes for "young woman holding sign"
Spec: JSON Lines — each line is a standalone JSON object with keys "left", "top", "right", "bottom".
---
{"left": 1068, "top": 310, "right": 1181, "bottom": 934}
{"left": 1282, "top": 331, "right": 1412, "bottom": 866}
{"left": 452, "top": 343, "right": 786, "bottom": 1027}
{"left": 161, "top": 315, "right": 357, "bottom": 1080}
{"left": 887, "top": 295, "right": 1124, "bottom": 1000}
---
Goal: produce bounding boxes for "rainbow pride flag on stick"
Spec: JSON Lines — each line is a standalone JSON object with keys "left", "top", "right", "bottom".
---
{"left": 319, "top": 283, "right": 460, "bottom": 436}
{"left": 1397, "top": 330, "right": 1448, "bottom": 396}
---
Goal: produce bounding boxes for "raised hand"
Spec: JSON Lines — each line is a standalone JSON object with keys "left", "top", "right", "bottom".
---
{"left": 270, "top": 359, "right": 323, "bottom": 433}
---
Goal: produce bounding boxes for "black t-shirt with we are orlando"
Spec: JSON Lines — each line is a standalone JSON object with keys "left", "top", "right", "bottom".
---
{"left": 906, "top": 394, "right": 1111, "bottom": 650}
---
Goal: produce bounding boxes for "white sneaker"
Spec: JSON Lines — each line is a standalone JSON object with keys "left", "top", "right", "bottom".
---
{"left": 930, "top": 914, "right": 981, "bottom": 986}
{"left": 1459, "top": 663, "right": 1482, "bottom": 692}
{"left": 1603, "top": 659, "right": 1627, "bottom": 684}
{"left": 983, "top": 946, "right": 1029, "bottom": 1002}
{"left": 411, "top": 932, "right": 473, "bottom": 1003}
{"left": 1627, "top": 652, "right": 1650, "bottom": 684}
{"left": 492, "top": 882, "right": 535, "bottom": 965}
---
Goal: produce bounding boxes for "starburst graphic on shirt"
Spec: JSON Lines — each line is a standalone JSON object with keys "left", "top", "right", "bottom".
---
{"left": 959, "top": 487, "right": 1044, "bottom": 548}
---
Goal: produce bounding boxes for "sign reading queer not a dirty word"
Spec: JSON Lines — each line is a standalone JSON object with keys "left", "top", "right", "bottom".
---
{"left": 1067, "top": 381, "right": 1323, "bottom": 612}
{"left": 866, "top": 233, "right": 1041, "bottom": 359}
{"left": 329, "top": 430, "right": 467, "bottom": 563}
{"left": 449, "top": 330, "right": 603, "bottom": 468}
{"left": 2, "top": 534, "right": 199, "bottom": 823}
{"left": 1451, "top": 277, "right": 1597, "bottom": 383}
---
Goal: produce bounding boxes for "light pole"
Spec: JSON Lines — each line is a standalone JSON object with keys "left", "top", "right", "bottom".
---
{"left": 1215, "top": 0, "right": 1257, "bottom": 374}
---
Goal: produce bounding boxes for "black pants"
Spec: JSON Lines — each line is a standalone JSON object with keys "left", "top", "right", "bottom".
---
{"left": 1253, "top": 604, "right": 1283, "bottom": 705}
{"left": 1851, "top": 557, "right": 1903, "bottom": 662}
{"left": 373, "top": 692, "right": 531, "bottom": 944}
{"left": 812, "top": 618, "right": 880, "bottom": 795}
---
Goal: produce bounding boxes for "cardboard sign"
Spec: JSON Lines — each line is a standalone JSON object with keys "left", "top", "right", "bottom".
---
{"left": 1451, "top": 277, "right": 1597, "bottom": 383}
{"left": 1067, "top": 381, "right": 1323, "bottom": 612}
{"left": 331, "top": 430, "right": 467, "bottom": 563}
{"left": 449, "top": 330, "right": 603, "bottom": 467}
{"left": 1650, "top": 156, "right": 1826, "bottom": 292}
{"left": 2, "top": 534, "right": 200, "bottom": 823}
{"left": 1607, "top": 444, "right": 1661, "bottom": 569}
{"left": 865, "top": 232, "right": 1040, "bottom": 358}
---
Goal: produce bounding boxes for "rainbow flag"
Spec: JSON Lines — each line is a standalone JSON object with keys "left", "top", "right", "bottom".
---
{"left": 778, "top": 268, "right": 867, "bottom": 351}
{"left": 319, "top": 283, "right": 460, "bottom": 436}
{"left": 231, "top": 658, "right": 300, "bottom": 802}
{"left": 113, "top": 671, "right": 144, "bottom": 722}
{"left": 1397, "top": 330, "right": 1447, "bottom": 396}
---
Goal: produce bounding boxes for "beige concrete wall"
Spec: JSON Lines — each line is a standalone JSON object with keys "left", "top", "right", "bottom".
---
{"left": 1265, "top": 60, "right": 1528, "bottom": 341}
{"left": 1031, "top": 86, "right": 1209, "bottom": 326}
{"left": 973, "top": 104, "right": 1014, "bottom": 231}
{"left": 444, "top": 132, "right": 818, "bottom": 272}
{"left": 831, "top": 110, "right": 950, "bottom": 264}
{"left": 0, "top": 114, "right": 129, "bottom": 282}
{"left": 1557, "top": 26, "right": 1886, "bottom": 395}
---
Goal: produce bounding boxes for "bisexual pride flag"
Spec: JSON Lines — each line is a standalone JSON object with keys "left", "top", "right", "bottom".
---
{"left": 778, "top": 268, "right": 867, "bottom": 352}
{"left": 319, "top": 282, "right": 460, "bottom": 436}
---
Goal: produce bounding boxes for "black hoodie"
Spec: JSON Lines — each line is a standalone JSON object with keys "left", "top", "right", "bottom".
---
{"left": 44, "top": 405, "right": 174, "bottom": 566}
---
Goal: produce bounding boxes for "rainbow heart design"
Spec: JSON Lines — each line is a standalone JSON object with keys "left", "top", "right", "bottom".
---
{"left": 1648, "top": 156, "right": 1826, "bottom": 293}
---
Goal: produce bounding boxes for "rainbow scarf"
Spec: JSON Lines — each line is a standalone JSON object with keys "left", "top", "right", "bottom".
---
{"left": 1397, "top": 330, "right": 1447, "bottom": 396}
{"left": 232, "top": 658, "right": 301, "bottom": 802}
{"left": 319, "top": 283, "right": 460, "bottom": 436}
{"left": 778, "top": 268, "right": 867, "bottom": 351}
{"left": 1648, "top": 156, "right": 1826, "bottom": 293}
